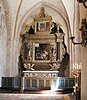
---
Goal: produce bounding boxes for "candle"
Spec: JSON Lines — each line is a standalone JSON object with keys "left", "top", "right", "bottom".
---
{"left": 75, "top": 63, "right": 77, "bottom": 69}
{"left": 77, "top": 63, "right": 78, "bottom": 69}
{"left": 73, "top": 64, "right": 75, "bottom": 70}
{"left": 79, "top": 63, "right": 82, "bottom": 69}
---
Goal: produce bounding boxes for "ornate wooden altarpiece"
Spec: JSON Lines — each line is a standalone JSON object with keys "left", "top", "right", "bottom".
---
{"left": 19, "top": 7, "right": 67, "bottom": 79}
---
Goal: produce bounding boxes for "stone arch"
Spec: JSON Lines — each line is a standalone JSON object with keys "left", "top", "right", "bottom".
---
{"left": 17, "top": 1, "right": 71, "bottom": 48}
{"left": 14, "top": 1, "right": 72, "bottom": 76}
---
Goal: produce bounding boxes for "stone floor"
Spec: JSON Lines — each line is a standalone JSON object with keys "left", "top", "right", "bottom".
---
{"left": 0, "top": 93, "right": 76, "bottom": 100}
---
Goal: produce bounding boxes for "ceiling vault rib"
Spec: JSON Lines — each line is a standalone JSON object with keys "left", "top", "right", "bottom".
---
{"left": 13, "top": 0, "right": 23, "bottom": 38}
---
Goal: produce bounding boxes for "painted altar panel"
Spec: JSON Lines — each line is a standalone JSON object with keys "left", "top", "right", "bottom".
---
{"left": 34, "top": 43, "right": 50, "bottom": 60}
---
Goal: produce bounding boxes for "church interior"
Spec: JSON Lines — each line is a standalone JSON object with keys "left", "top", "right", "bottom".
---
{"left": 0, "top": 0, "right": 87, "bottom": 100}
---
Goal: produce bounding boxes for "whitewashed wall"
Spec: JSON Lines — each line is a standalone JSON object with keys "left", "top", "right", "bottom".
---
{"left": 0, "top": 1, "right": 87, "bottom": 99}
{"left": 0, "top": 2, "right": 7, "bottom": 86}
{"left": 7, "top": 0, "right": 73, "bottom": 77}
{"left": 79, "top": 3, "right": 87, "bottom": 100}
{"left": 0, "top": 0, "right": 80, "bottom": 86}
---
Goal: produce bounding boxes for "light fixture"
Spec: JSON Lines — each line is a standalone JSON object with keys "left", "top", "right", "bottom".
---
{"left": 70, "top": 19, "right": 87, "bottom": 47}
{"left": 77, "top": 0, "right": 87, "bottom": 8}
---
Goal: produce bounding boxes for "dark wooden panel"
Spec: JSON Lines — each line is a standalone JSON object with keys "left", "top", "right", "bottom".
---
{"left": 2, "top": 77, "right": 21, "bottom": 89}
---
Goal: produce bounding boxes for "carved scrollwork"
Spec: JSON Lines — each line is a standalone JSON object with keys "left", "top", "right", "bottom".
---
{"left": 19, "top": 7, "right": 69, "bottom": 76}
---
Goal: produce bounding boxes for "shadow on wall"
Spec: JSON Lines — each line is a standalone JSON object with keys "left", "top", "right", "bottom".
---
{"left": 58, "top": 48, "right": 69, "bottom": 77}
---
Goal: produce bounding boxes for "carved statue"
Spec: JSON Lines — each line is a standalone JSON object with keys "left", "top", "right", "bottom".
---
{"left": 50, "top": 44, "right": 56, "bottom": 61}
{"left": 40, "top": 7, "right": 45, "bottom": 17}
{"left": 58, "top": 44, "right": 69, "bottom": 77}
{"left": 18, "top": 55, "right": 26, "bottom": 76}
{"left": 20, "top": 34, "right": 32, "bottom": 61}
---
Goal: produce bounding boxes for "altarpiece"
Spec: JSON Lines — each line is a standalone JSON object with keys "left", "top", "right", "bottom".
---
{"left": 19, "top": 7, "right": 69, "bottom": 90}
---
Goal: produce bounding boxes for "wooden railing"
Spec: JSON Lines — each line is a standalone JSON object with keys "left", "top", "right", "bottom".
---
{"left": 1, "top": 77, "right": 75, "bottom": 93}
